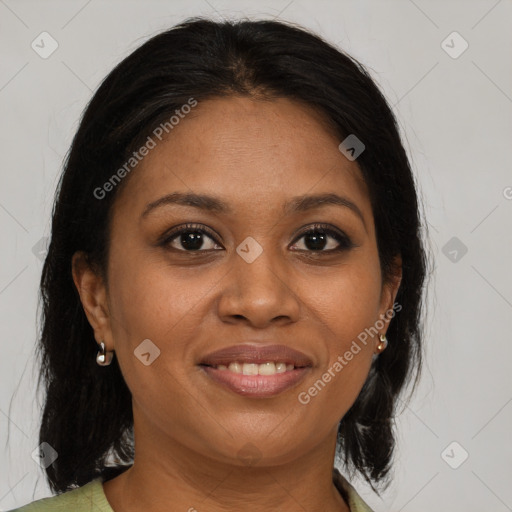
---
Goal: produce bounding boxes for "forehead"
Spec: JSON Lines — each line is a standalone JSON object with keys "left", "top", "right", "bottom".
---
{"left": 112, "top": 95, "right": 370, "bottom": 220}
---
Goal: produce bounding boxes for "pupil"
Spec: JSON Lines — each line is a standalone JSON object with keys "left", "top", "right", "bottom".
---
{"left": 305, "top": 232, "right": 326, "bottom": 251}
{"left": 181, "top": 232, "right": 203, "bottom": 250}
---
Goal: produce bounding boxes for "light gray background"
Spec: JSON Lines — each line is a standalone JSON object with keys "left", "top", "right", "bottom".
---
{"left": 1, "top": 0, "right": 511, "bottom": 510}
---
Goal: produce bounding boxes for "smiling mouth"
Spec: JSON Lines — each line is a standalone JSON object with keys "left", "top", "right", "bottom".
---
{"left": 198, "top": 361, "right": 311, "bottom": 398}
{"left": 198, "top": 344, "right": 313, "bottom": 398}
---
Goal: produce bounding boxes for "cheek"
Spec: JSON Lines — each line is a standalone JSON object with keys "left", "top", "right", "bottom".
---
{"left": 308, "top": 255, "right": 383, "bottom": 340}
{"left": 107, "top": 254, "right": 203, "bottom": 339}
{"left": 300, "top": 259, "right": 381, "bottom": 408}
{"left": 297, "top": 296, "right": 377, "bottom": 420}
{"left": 106, "top": 256, "right": 218, "bottom": 395}
{"left": 104, "top": 262, "right": 199, "bottom": 413}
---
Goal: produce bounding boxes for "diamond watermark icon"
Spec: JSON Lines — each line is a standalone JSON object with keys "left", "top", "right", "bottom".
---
{"left": 442, "top": 236, "right": 468, "bottom": 263}
{"left": 236, "top": 236, "right": 263, "bottom": 264}
{"left": 32, "top": 236, "right": 49, "bottom": 261}
{"left": 237, "top": 442, "right": 262, "bottom": 466}
{"left": 134, "top": 338, "right": 161, "bottom": 366}
{"left": 338, "top": 134, "right": 365, "bottom": 161}
{"left": 31, "top": 442, "right": 58, "bottom": 469}
{"left": 31, "top": 31, "right": 59, "bottom": 59}
{"left": 441, "top": 441, "right": 469, "bottom": 469}
{"left": 441, "top": 31, "right": 468, "bottom": 59}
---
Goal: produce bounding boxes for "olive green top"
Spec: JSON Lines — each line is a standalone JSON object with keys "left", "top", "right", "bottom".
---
{"left": 8, "top": 468, "right": 374, "bottom": 511}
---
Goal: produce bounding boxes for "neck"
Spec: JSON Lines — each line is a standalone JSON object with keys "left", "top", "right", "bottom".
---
{"left": 103, "top": 421, "right": 349, "bottom": 512}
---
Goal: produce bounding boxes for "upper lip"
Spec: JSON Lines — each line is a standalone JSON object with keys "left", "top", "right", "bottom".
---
{"left": 199, "top": 344, "right": 313, "bottom": 367}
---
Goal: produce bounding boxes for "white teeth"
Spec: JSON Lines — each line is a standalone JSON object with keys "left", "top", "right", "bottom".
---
{"left": 215, "top": 361, "right": 296, "bottom": 374}
{"left": 258, "top": 362, "right": 276, "bottom": 375}
{"left": 276, "top": 362, "right": 287, "bottom": 373}
{"left": 242, "top": 363, "right": 259, "bottom": 375}
{"left": 228, "top": 362, "right": 242, "bottom": 373}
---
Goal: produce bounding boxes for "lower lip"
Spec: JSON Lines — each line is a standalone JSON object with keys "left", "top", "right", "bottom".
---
{"left": 200, "top": 365, "right": 310, "bottom": 398}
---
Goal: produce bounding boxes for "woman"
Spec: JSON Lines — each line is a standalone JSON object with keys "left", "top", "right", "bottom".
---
{"left": 9, "top": 16, "right": 429, "bottom": 512}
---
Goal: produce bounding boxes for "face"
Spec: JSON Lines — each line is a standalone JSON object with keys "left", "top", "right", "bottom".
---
{"left": 74, "top": 95, "right": 401, "bottom": 468}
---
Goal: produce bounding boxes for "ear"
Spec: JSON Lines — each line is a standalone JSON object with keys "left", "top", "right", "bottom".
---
{"left": 377, "top": 254, "right": 402, "bottom": 336}
{"left": 71, "top": 251, "right": 114, "bottom": 350}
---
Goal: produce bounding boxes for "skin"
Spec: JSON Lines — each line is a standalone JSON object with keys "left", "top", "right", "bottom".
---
{"left": 72, "top": 95, "right": 401, "bottom": 512}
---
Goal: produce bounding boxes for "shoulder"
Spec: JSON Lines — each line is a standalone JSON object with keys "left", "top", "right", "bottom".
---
{"left": 6, "top": 478, "right": 112, "bottom": 512}
{"left": 333, "top": 468, "right": 375, "bottom": 512}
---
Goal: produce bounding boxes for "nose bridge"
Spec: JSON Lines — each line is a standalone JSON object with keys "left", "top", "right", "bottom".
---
{"left": 217, "top": 237, "right": 300, "bottom": 326}
{"left": 238, "top": 243, "right": 282, "bottom": 292}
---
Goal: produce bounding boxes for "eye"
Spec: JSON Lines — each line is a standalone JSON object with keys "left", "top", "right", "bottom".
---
{"left": 160, "top": 222, "right": 355, "bottom": 254}
{"left": 290, "top": 223, "right": 355, "bottom": 253}
{"left": 161, "top": 223, "right": 222, "bottom": 252}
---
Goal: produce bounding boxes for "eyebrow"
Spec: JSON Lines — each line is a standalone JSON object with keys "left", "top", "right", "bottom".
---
{"left": 141, "top": 191, "right": 367, "bottom": 231}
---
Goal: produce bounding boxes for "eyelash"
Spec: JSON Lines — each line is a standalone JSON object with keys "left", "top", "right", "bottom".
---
{"left": 160, "top": 223, "right": 355, "bottom": 254}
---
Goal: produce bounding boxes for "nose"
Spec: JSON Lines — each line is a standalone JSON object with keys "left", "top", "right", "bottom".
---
{"left": 216, "top": 245, "right": 301, "bottom": 328}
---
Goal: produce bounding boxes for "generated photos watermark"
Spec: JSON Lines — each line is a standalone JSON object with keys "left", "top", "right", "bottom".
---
{"left": 93, "top": 97, "right": 198, "bottom": 200}
{"left": 297, "top": 301, "right": 402, "bottom": 404}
